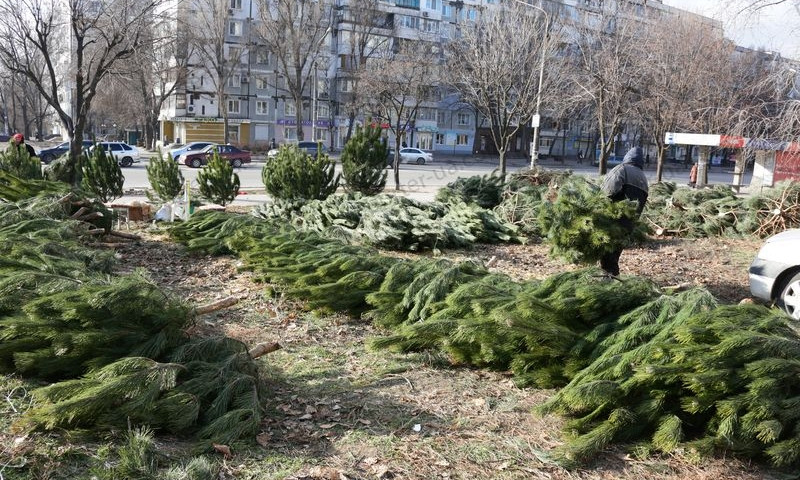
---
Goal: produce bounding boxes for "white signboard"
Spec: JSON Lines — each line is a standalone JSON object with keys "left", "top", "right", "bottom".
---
{"left": 664, "top": 132, "right": 720, "bottom": 146}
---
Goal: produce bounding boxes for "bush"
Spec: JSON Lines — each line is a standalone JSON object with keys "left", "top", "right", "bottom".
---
{"left": 262, "top": 144, "right": 339, "bottom": 201}
{"left": 1, "top": 140, "right": 42, "bottom": 180}
{"left": 197, "top": 148, "right": 240, "bottom": 207}
{"left": 341, "top": 124, "right": 387, "bottom": 195}
{"left": 81, "top": 145, "right": 124, "bottom": 203}
{"left": 147, "top": 151, "right": 185, "bottom": 203}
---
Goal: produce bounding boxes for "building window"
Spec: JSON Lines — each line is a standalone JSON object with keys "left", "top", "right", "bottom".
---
{"left": 285, "top": 102, "right": 296, "bottom": 116}
{"left": 436, "top": 111, "right": 445, "bottom": 124}
{"left": 256, "top": 101, "right": 269, "bottom": 115}
{"left": 338, "top": 79, "right": 354, "bottom": 92}
{"left": 425, "top": 0, "right": 438, "bottom": 9}
{"left": 228, "top": 20, "right": 242, "bottom": 37}
{"left": 395, "top": 0, "right": 420, "bottom": 8}
{"left": 256, "top": 76, "right": 268, "bottom": 89}
{"left": 417, "top": 107, "right": 434, "bottom": 121}
{"left": 230, "top": 0, "right": 242, "bottom": 9}
{"left": 315, "top": 129, "right": 328, "bottom": 142}
{"left": 441, "top": 3, "right": 450, "bottom": 16}
{"left": 227, "top": 74, "right": 241, "bottom": 87}
{"left": 316, "top": 103, "right": 330, "bottom": 118}
{"left": 457, "top": 112, "right": 470, "bottom": 126}
{"left": 400, "top": 15, "right": 420, "bottom": 29}
{"left": 256, "top": 49, "right": 269, "bottom": 65}
{"left": 284, "top": 127, "right": 297, "bottom": 140}
{"left": 422, "top": 19, "right": 438, "bottom": 33}
{"left": 456, "top": 134, "right": 469, "bottom": 146}
{"left": 435, "top": 133, "right": 445, "bottom": 144}
{"left": 228, "top": 46, "right": 242, "bottom": 61}
{"left": 228, "top": 99, "right": 240, "bottom": 114}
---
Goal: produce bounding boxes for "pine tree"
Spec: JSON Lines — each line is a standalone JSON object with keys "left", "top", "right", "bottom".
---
{"left": 1, "top": 140, "right": 43, "bottom": 180}
{"left": 81, "top": 146, "right": 124, "bottom": 203}
{"left": 538, "top": 177, "right": 647, "bottom": 264}
{"left": 261, "top": 144, "right": 339, "bottom": 201}
{"left": 340, "top": 124, "right": 387, "bottom": 195}
{"left": 146, "top": 151, "right": 185, "bottom": 203}
{"left": 196, "top": 148, "right": 240, "bottom": 207}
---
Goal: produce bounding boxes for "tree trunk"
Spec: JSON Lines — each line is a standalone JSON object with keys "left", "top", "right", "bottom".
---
{"left": 393, "top": 138, "right": 401, "bottom": 190}
{"left": 345, "top": 111, "right": 356, "bottom": 144}
{"left": 696, "top": 145, "right": 709, "bottom": 188}
{"left": 295, "top": 99, "right": 304, "bottom": 141}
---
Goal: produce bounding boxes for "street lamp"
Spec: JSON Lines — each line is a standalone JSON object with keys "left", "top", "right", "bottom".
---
{"left": 511, "top": 0, "right": 549, "bottom": 169}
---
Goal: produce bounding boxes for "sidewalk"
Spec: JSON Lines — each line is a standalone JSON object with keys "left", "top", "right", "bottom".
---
{"left": 116, "top": 183, "right": 440, "bottom": 211}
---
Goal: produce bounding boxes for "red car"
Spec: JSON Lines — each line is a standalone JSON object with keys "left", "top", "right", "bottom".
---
{"left": 182, "top": 144, "right": 251, "bottom": 168}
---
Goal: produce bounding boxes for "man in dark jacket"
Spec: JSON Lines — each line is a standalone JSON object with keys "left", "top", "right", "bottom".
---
{"left": 599, "top": 146, "right": 649, "bottom": 276}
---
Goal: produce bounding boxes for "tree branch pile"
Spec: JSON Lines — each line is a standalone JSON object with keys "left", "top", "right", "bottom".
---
{"left": 644, "top": 180, "right": 800, "bottom": 238}
{"left": 251, "top": 193, "right": 519, "bottom": 251}
{"left": 0, "top": 191, "right": 267, "bottom": 448}
{"left": 170, "top": 210, "right": 800, "bottom": 467}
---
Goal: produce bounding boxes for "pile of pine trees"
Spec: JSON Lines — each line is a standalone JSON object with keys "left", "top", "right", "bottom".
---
{"left": 0, "top": 174, "right": 266, "bottom": 448}
{"left": 251, "top": 193, "right": 518, "bottom": 251}
{"left": 644, "top": 180, "right": 800, "bottom": 238}
{"left": 170, "top": 209, "right": 800, "bottom": 468}
{"left": 440, "top": 170, "right": 800, "bottom": 241}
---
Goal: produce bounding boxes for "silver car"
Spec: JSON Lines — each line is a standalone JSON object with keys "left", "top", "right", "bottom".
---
{"left": 749, "top": 228, "right": 800, "bottom": 319}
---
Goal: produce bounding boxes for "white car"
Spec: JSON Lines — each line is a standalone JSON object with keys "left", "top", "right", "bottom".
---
{"left": 749, "top": 228, "right": 800, "bottom": 320}
{"left": 91, "top": 142, "right": 140, "bottom": 167}
{"left": 387, "top": 147, "right": 434, "bottom": 166}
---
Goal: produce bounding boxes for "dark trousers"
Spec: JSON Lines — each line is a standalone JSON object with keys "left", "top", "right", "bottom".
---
{"left": 600, "top": 249, "right": 622, "bottom": 276}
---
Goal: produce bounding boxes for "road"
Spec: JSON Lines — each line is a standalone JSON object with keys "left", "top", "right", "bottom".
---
{"left": 118, "top": 155, "right": 752, "bottom": 204}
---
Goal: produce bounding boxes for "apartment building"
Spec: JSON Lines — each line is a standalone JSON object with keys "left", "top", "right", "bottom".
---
{"left": 157, "top": 0, "right": 722, "bottom": 156}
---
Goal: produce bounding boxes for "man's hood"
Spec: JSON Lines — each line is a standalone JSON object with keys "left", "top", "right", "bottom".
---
{"left": 622, "top": 147, "right": 644, "bottom": 167}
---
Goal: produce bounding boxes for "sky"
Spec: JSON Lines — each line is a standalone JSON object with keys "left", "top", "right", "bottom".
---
{"left": 662, "top": 0, "right": 800, "bottom": 59}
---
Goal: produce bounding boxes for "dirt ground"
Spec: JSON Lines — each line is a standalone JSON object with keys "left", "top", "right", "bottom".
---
{"left": 108, "top": 224, "right": 775, "bottom": 480}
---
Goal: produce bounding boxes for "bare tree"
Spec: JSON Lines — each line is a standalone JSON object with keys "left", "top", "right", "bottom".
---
{"left": 0, "top": 0, "right": 160, "bottom": 184}
{"left": 561, "top": 3, "right": 647, "bottom": 174}
{"left": 258, "top": 0, "right": 331, "bottom": 142}
{"left": 334, "top": 0, "right": 394, "bottom": 144}
{"left": 95, "top": 19, "right": 187, "bottom": 148}
{"left": 0, "top": 71, "right": 50, "bottom": 139}
{"left": 185, "top": 0, "right": 247, "bottom": 145}
{"left": 360, "top": 42, "right": 440, "bottom": 190}
{"left": 634, "top": 14, "right": 730, "bottom": 181}
{"left": 446, "top": 1, "right": 554, "bottom": 176}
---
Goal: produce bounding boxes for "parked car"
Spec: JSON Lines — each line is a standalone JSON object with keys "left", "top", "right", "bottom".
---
{"left": 297, "top": 141, "right": 328, "bottom": 157}
{"left": 749, "top": 228, "right": 800, "bottom": 320}
{"left": 91, "top": 142, "right": 140, "bottom": 167}
{"left": 38, "top": 140, "right": 94, "bottom": 164}
{"left": 268, "top": 142, "right": 327, "bottom": 160}
{"left": 591, "top": 155, "right": 622, "bottom": 168}
{"left": 387, "top": 147, "right": 433, "bottom": 166}
{"left": 183, "top": 144, "right": 251, "bottom": 168}
{"left": 167, "top": 141, "right": 215, "bottom": 163}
